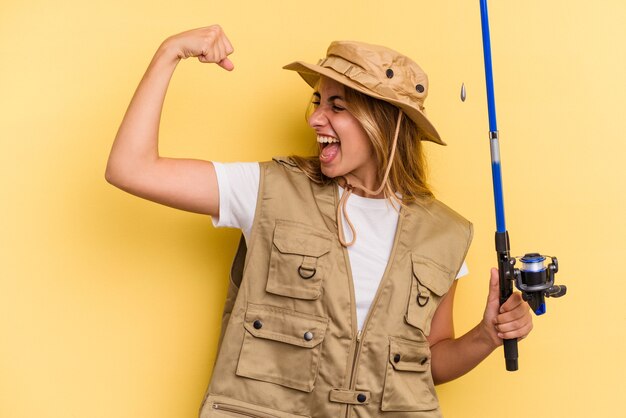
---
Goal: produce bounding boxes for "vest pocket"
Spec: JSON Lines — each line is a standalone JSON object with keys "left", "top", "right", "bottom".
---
{"left": 381, "top": 336, "right": 438, "bottom": 412}
{"left": 203, "top": 393, "right": 311, "bottom": 418}
{"left": 405, "top": 254, "right": 455, "bottom": 336}
{"left": 266, "top": 220, "right": 332, "bottom": 300}
{"left": 236, "top": 303, "right": 329, "bottom": 392}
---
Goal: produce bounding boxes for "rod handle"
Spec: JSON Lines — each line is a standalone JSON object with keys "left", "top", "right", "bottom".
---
{"left": 496, "top": 231, "right": 518, "bottom": 371}
{"left": 504, "top": 338, "right": 518, "bottom": 371}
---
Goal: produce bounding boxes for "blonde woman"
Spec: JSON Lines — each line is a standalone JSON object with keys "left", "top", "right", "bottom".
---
{"left": 106, "top": 25, "right": 533, "bottom": 417}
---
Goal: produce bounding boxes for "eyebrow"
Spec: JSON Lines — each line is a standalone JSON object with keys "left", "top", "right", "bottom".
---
{"left": 312, "top": 92, "right": 345, "bottom": 102}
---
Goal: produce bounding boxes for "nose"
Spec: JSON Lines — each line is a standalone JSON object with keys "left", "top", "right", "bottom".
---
{"left": 308, "top": 105, "right": 328, "bottom": 129}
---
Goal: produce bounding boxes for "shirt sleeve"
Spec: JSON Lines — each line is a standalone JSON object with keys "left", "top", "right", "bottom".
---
{"left": 211, "top": 162, "right": 260, "bottom": 242}
{"left": 456, "top": 261, "right": 469, "bottom": 279}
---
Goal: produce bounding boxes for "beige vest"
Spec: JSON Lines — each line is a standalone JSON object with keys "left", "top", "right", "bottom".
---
{"left": 200, "top": 158, "right": 473, "bottom": 418}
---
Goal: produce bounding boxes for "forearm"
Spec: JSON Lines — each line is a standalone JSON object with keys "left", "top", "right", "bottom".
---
{"left": 105, "top": 40, "right": 180, "bottom": 185}
{"left": 430, "top": 321, "right": 498, "bottom": 385}
{"left": 428, "top": 268, "right": 533, "bottom": 385}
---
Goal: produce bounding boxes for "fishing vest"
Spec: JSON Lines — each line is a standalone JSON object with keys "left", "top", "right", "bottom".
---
{"left": 200, "top": 158, "right": 473, "bottom": 418}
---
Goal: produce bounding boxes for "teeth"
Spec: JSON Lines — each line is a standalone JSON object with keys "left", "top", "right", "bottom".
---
{"left": 317, "top": 135, "right": 339, "bottom": 144}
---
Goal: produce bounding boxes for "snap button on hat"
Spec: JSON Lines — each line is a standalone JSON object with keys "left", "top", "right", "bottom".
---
{"left": 357, "top": 393, "right": 367, "bottom": 403}
{"left": 304, "top": 331, "right": 314, "bottom": 341}
{"left": 420, "top": 357, "right": 428, "bottom": 365}
{"left": 386, "top": 68, "right": 394, "bottom": 78}
{"left": 253, "top": 320, "right": 263, "bottom": 329}
{"left": 393, "top": 354, "right": 401, "bottom": 363}
{"left": 416, "top": 84, "right": 425, "bottom": 93}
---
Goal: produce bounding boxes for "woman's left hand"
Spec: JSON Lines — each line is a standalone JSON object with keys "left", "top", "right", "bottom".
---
{"left": 481, "top": 268, "right": 533, "bottom": 347}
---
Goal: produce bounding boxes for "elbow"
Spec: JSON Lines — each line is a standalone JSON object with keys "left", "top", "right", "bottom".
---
{"left": 104, "top": 159, "right": 129, "bottom": 189}
{"left": 431, "top": 365, "right": 455, "bottom": 386}
{"left": 431, "top": 373, "right": 447, "bottom": 386}
{"left": 104, "top": 160, "right": 119, "bottom": 186}
{"left": 104, "top": 164, "right": 115, "bottom": 185}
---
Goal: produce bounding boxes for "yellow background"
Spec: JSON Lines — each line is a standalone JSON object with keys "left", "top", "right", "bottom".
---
{"left": 2, "top": 1, "right": 625, "bottom": 417}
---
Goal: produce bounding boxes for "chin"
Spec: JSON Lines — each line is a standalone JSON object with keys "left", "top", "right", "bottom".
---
{"left": 320, "top": 164, "right": 343, "bottom": 180}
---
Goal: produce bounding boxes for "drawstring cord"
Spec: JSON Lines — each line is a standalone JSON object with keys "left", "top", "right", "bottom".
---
{"left": 336, "top": 110, "right": 404, "bottom": 247}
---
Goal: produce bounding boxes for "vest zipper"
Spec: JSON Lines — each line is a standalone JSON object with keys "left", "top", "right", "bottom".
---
{"left": 348, "top": 329, "right": 363, "bottom": 389}
{"left": 343, "top": 209, "right": 404, "bottom": 418}
{"left": 343, "top": 329, "right": 362, "bottom": 418}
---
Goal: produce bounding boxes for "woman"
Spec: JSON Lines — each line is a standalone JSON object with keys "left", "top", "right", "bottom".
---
{"left": 106, "top": 25, "right": 533, "bottom": 418}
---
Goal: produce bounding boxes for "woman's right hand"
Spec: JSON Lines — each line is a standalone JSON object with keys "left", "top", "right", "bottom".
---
{"left": 163, "top": 25, "right": 234, "bottom": 70}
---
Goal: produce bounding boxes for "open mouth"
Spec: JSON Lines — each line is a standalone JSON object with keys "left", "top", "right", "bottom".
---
{"left": 317, "top": 135, "right": 340, "bottom": 145}
{"left": 317, "top": 135, "right": 340, "bottom": 162}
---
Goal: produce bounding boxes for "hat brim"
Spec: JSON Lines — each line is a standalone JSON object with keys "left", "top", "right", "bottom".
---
{"left": 283, "top": 61, "right": 445, "bottom": 146}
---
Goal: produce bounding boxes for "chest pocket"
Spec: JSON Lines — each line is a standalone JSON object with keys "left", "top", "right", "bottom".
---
{"left": 405, "top": 254, "right": 455, "bottom": 336}
{"left": 236, "top": 303, "right": 329, "bottom": 392}
{"left": 266, "top": 220, "right": 332, "bottom": 300}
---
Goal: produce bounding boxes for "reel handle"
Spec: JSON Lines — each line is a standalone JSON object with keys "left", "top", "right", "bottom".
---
{"left": 546, "top": 285, "right": 567, "bottom": 298}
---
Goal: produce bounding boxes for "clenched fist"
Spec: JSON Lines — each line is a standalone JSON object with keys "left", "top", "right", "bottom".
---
{"left": 162, "top": 25, "right": 234, "bottom": 70}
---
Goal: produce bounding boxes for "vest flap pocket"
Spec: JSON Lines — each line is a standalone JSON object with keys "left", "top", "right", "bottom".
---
{"left": 381, "top": 336, "right": 438, "bottom": 412}
{"left": 267, "top": 220, "right": 332, "bottom": 300}
{"left": 243, "top": 303, "right": 328, "bottom": 348}
{"left": 236, "top": 303, "right": 329, "bottom": 392}
{"left": 411, "top": 254, "right": 454, "bottom": 296}
{"left": 388, "top": 337, "right": 430, "bottom": 372}
{"left": 203, "top": 393, "right": 312, "bottom": 418}
{"left": 272, "top": 220, "right": 331, "bottom": 257}
{"left": 405, "top": 255, "right": 455, "bottom": 336}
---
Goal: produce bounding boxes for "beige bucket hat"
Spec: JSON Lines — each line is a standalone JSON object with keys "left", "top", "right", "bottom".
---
{"left": 283, "top": 40, "right": 444, "bottom": 145}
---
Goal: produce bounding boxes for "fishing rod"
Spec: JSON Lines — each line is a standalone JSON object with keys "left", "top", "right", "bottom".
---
{"left": 478, "top": 0, "right": 567, "bottom": 371}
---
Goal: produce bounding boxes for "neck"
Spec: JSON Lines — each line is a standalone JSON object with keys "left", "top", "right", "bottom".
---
{"left": 343, "top": 175, "right": 386, "bottom": 199}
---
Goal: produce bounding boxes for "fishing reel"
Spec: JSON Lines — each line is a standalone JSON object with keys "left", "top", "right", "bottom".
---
{"left": 511, "top": 253, "right": 567, "bottom": 315}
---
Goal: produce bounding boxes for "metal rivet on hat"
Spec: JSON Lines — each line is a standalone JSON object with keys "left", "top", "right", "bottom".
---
{"left": 393, "top": 354, "right": 401, "bottom": 363}
{"left": 357, "top": 393, "right": 367, "bottom": 403}
{"left": 304, "top": 331, "right": 314, "bottom": 341}
{"left": 386, "top": 68, "right": 394, "bottom": 78}
{"left": 416, "top": 84, "right": 425, "bottom": 93}
{"left": 253, "top": 320, "right": 263, "bottom": 330}
{"left": 420, "top": 357, "right": 428, "bottom": 365}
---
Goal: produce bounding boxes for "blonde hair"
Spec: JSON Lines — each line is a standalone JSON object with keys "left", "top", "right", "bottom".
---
{"left": 290, "top": 86, "right": 434, "bottom": 204}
